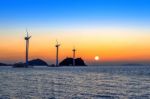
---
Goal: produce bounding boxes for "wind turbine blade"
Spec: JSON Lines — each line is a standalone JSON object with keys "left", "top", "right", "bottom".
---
{"left": 26, "top": 28, "right": 29, "bottom": 37}
{"left": 56, "top": 40, "right": 58, "bottom": 45}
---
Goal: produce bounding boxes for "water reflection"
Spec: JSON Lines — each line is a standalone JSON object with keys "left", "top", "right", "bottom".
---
{"left": 0, "top": 66, "right": 149, "bottom": 99}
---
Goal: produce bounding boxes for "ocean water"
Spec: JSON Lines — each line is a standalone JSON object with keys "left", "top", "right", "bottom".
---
{"left": 0, "top": 66, "right": 150, "bottom": 99}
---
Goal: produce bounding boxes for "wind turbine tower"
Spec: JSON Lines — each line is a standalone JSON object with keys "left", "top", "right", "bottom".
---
{"left": 72, "top": 47, "right": 76, "bottom": 66}
{"left": 55, "top": 40, "right": 60, "bottom": 66}
{"left": 24, "top": 30, "right": 31, "bottom": 67}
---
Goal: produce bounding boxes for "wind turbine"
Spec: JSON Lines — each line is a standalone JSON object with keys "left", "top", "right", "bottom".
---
{"left": 72, "top": 47, "right": 76, "bottom": 66}
{"left": 55, "top": 40, "right": 60, "bottom": 66}
{"left": 24, "top": 29, "right": 31, "bottom": 67}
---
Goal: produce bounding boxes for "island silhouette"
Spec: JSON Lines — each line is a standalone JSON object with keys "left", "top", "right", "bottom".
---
{"left": 59, "top": 57, "right": 86, "bottom": 66}
{"left": 0, "top": 58, "right": 87, "bottom": 67}
{"left": 13, "top": 59, "right": 48, "bottom": 67}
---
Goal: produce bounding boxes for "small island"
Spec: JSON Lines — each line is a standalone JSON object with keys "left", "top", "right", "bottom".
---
{"left": 13, "top": 59, "right": 48, "bottom": 68}
{"left": 9, "top": 58, "right": 87, "bottom": 67}
{"left": 0, "top": 63, "right": 8, "bottom": 66}
{"left": 59, "top": 57, "right": 87, "bottom": 66}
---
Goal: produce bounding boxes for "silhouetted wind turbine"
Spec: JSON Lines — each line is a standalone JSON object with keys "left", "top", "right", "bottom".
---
{"left": 24, "top": 29, "right": 31, "bottom": 67}
{"left": 55, "top": 40, "right": 60, "bottom": 66}
{"left": 72, "top": 47, "right": 76, "bottom": 66}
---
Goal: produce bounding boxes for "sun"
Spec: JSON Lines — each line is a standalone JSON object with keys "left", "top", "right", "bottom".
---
{"left": 94, "top": 56, "right": 99, "bottom": 61}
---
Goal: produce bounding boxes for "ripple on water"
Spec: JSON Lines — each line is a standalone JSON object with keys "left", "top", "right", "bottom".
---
{"left": 0, "top": 66, "right": 149, "bottom": 99}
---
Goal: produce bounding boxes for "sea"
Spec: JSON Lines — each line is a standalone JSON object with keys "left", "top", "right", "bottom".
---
{"left": 0, "top": 66, "right": 149, "bottom": 99}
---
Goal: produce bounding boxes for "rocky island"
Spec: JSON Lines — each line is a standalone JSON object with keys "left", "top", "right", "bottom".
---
{"left": 13, "top": 59, "right": 48, "bottom": 67}
{"left": 59, "top": 57, "right": 87, "bottom": 66}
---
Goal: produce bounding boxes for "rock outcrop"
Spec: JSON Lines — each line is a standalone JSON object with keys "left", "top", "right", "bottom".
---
{"left": 28, "top": 59, "right": 48, "bottom": 66}
{"left": 59, "top": 57, "right": 87, "bottom": 66}
{"left": 0, "top": 63, "right": 8, "bottom": 66}
{"left": 13, "top": 59, "right": 48, "bottom": 67}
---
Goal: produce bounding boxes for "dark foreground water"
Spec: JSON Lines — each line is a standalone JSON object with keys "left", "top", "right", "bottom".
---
{"left": 0, "top": 66, "right": 150, "bottom": 99}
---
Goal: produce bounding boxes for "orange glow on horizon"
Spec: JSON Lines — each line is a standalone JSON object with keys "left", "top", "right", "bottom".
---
{"left": 0, "top": 27, "right": 150, "bottom": 64}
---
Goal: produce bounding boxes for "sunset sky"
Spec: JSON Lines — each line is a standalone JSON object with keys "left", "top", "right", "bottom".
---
{"left": 0, "top": 0, "right": 150, "bottom": 65}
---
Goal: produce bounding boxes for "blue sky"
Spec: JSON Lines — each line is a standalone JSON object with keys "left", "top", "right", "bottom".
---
{"left": 0, "top": 0, "right": 150, "bottom": 28}
{"left": 0, "top": 0, "right": 150, "bottom": 64}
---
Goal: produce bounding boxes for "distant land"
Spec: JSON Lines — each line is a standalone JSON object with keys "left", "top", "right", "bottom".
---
{"left": 121, "top": 63, "right": 144, "bottom": 66}
{"left": 13, "top": 59, "right": 49, "bottom": 67}
{"left": 0, "top": 59, "right": 149, "bottom": 67}
{"left": 0, "top": 58, "right": 87, "bottom": 67}
{"left": 59, "top": 57, "right": 87, "bottom": 66}
{"left": 0, "top": 63, "right": 8, "bottom": 66}
{"left": 0, "top": 59, "right": 48, "bottom": 67}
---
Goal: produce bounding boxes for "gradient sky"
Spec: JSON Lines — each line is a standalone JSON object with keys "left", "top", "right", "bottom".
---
{"left": 0, "top": 0, "right": 150, "bottom": 65}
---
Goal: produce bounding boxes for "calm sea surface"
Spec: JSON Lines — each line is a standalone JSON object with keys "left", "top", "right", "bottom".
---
{"left": 0, "top": 66, "right": 150, "bottom": 99}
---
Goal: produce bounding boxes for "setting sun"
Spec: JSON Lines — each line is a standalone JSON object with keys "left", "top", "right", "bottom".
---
{"left": 94, "top": 56, "right": 99, "bottom": 61}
